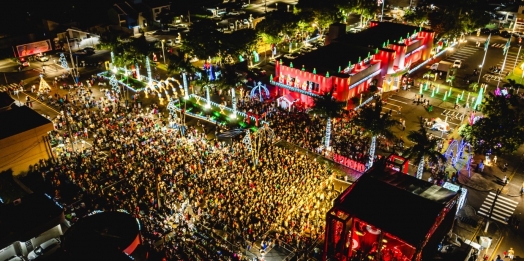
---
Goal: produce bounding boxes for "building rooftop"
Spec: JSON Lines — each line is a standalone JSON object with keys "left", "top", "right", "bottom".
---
{"left": 334, "top": 163, "right": 457, "bottom": 246}
{"left": 280, "top": 42, "right": 373, "bottom": 76}
{"left": 336, "top": 22, "right": 424, "bottom": 49}
{"left": 0, "top": 193, "right": 64, "bottom": 249}
{"left": 0, "top": 105, "right": 52, "bottom": 140}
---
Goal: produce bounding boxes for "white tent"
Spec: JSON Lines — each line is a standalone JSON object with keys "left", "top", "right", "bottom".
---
{"left": 277, "top": 94, "right": 297, "bottom": 111}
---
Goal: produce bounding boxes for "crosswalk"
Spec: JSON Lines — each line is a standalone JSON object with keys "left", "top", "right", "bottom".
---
{"left": 495, "top": 48, "right": 523, "bottom": 76}
{"left": 477, "top": 191, "right": 519, "bottom": 224}
{"left": 441, "top": 109, "right": 465, "bottom": 122}
{"left": 443, "top": 45, "right": 479, "bottom": 63}
{"left": 491, "top": 43, "right": 506, "bottom": 48}
{"left": 0, "top": 83, "right": 21, "bottom": 92}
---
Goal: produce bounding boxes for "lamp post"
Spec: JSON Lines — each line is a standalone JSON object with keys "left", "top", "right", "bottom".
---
{"left": 161, "top": 40, "right": 166, "bottom": 64}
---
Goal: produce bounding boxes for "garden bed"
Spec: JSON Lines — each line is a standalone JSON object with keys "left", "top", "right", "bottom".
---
{"left": 172, "top": 95, "right": 262, "bottom": 131}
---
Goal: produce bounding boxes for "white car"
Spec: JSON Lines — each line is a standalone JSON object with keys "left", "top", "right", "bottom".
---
{"left": 229, "top": 23, "right": 235, "bottom": 30}
{"left": 166, "top": 39, "right": 174, "bottom": 47}
{"left": 453, "top": 60, "right": 462, "bottom": 68}
{"left": 430, "top": 63, "right": 439, "bottom": 70}
{"left": 27, "top": 238, "right": 61, "bottom": 260}
{"left": 229, "top": 11, "right": 240, "bottom": 15}
{"left": 175, "top": 38, "right": 181, "bottom": 44}
{"left": 431, "top": 118, "right": 451, "bottom": 132}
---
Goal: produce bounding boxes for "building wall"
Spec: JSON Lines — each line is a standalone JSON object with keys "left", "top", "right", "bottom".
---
{"left": 0, "top": 123, "right": 54, "bottom": 176}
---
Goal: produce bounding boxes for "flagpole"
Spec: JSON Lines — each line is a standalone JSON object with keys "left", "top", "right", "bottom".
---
{"left": 477, "top": 35, "right": 490, "bottom": 84}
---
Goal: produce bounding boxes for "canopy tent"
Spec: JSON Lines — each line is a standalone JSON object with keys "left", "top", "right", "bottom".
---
{"left": 277, "top": 94, "right": 297, "bottom": 111}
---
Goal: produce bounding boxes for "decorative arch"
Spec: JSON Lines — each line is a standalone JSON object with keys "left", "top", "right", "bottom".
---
{"left": 250, "top": 81, "right": 270, "bottom": 101}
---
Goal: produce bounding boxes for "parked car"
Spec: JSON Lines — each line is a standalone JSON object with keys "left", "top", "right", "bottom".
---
{"left": 35, "top": 53, "right": 49, "bottom": 62}
{"left": 166, "top": 39, "right": 174, "bottom": 46}
{"left": 242, "top": 3, "right": 249, "bottom": 8}
{"left": 500, "top": 30, "right": 511, "bottom": 38}
{"left": 229, "top": 11, "right": 240, "bottom": 15}
{"left": 83, "top": 47, "right": 95, "bottom": 54}
{"left": 283, "top": 54, "right": 297, "bottom": 59}
{"left": 480, "top": 28, "right": 490, "bottom": 34}
{"left": 27, "top": 238, "right": 61, "bottom": 261}
{"left": 430, "top": 63, "right": 439, "bottom": 70}
{"left": 229, "top": 23, "right": 235, "bottom": 30}
{"left": 453, "top": 60, "right": 462, "bottom": 69}
{"left": 243, "top": 19, "right": 249, "bottom": 25}
{"left": 252, "top": 68, "right": 266, "bottom": 76}
{"left": 72, "top": 50, "right": 87, "bottom": 56}
{"left": 490, "top": 29, "right": 500, "bottom": 35}
{"left": 18, "top": 57, "right": 30, "bottom": 67}
{"left": 175, "top": 38, "right": 181, "bottom": 44}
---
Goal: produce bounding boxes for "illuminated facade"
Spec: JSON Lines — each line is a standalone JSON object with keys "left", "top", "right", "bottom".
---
{"left": 271, "top": 22, "right": 435, "bottom": 109}
{"left": 324, "top": 155, "right": 458, "bottom": 261}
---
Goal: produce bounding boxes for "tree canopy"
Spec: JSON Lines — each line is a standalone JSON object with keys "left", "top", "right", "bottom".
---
{"left": 466, "top": 92, "right": 524, "bottom": 154}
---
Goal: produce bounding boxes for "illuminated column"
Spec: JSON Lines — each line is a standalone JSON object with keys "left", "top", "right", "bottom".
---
{"left": 231, "top": 87, "right": 237, "bottom": 118}
{"left": 111, "top": 51, "right": 115, "bottom": 64}
{"left": 135, "top": 63, "right": 141, "bottom": 81}
{"left": 206, "top": 85, "right": 211, "bottom": 108}
{"left": 183, "top": 72, "right": 189, "bottom": 99}
{"left": 146, "top": 56, "right": 153, "bottom": 87}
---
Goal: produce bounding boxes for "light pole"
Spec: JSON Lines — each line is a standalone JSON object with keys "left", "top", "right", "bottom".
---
{"left": 520, "top": 63, "right": 524, "bottom": 84}
{"left": 161, "top": 40, "right": 166, "bottom": 64}
{"left": 276, "top": 3, "right": 278, "bottom": 11}
{"left": 513, "top": 44, "right": 522, "bottom": 72}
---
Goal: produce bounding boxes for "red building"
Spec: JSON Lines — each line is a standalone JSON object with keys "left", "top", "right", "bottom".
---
{"left": 324, "top": 156, "right": 459, "bottom": 261}
{"left": 270, "top": 22, "right": 435, "bottom": 109}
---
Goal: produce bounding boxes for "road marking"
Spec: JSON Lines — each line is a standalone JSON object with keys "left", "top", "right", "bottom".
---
{"left": 488, "top": 236, "right": 504, "bottom": 261}
{"left": 387, "top": 98, "right": 408, "bottom": 104}
{"left": 477, "top": 191, "right": 519, "bottom": 224}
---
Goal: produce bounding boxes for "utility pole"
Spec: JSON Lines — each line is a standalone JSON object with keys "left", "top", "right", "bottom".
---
{"left": 66, "top": 37, "right": 78, "bottom": 84}
{"left": 485, "top": 188, "right": 501, "bottom": 233}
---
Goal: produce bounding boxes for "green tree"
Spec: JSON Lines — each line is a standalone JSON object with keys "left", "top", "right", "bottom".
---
{"left": 403, "top": 9, "right": 428, "bottom": 27}
{"left": 310, "top": 91, "right": 346, "bottom": 149}
{"left": 353, "top": 100, "right": 399, "bottom": 168}
{"left": 403, "top": 120, "right": 446, "bottom": 179}
{"left": 468, "top": 92, "right": 524, "bottom": 154}
{"left": 181, "top": 19, "right": 224, "bottom": 59}
{"left": 222, "top": 29, "right": 259, "bottom": 65}
{"left": 167, "top": 52, "right": 195, "bottom": 75}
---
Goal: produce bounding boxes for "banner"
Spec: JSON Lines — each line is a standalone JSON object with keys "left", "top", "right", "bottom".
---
{"left": 333, "top": 153, "right": 366, "bottom": 172}
{"left": 16, "top": 40, "right": 52, "bottom": 57}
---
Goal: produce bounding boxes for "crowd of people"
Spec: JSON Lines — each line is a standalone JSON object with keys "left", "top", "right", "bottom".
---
{"left": 25, "top": 79, "right": 350, "bottom": 261}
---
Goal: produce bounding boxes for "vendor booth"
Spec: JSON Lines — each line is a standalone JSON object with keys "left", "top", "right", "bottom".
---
{"left": 324, "top": 155, "right": 459, "bottom": 261}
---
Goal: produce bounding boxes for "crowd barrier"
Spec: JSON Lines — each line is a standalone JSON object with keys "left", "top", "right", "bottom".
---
{"left": 333, "top": 153, "right": 366, "bottom": 172}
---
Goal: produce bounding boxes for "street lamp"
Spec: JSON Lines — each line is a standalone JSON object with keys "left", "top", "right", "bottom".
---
{"left": 161, "top": 40, "right": 166, "bottom": 64}
{"left": 276, "top": 3, "right": 278, "bottom": 10}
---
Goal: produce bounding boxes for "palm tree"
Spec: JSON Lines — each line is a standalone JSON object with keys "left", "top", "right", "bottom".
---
{"left": 353, "top": 100, "right": 399, "bottom": 169}
{"left": 310, "top": 90, "right": 346, "bottom": 149}
{"left": 403, "top": 120, "right": 446, "bottom": 179}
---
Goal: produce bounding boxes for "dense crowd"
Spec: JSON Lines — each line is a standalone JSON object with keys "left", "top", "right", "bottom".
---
{"left": 30, "top": 83, "right": 344, "bottom": 261}
{"left": 236, "top": 97, "right": 371, "bottom": 164}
